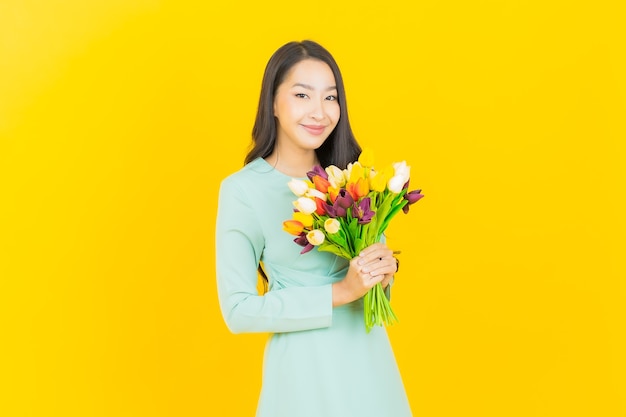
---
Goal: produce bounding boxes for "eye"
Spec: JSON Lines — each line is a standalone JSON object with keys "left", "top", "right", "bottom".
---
{"left": 295, "top": 93, "right": 309, "bottom": 99}
{"left": 326, "top": 95, "right": 338, "bottom": 101}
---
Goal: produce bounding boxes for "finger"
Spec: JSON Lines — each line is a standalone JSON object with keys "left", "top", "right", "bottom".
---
{"left": 358, "top": 272, "right": 379, "bottom": 290}
{"left": 381, "top": 275, "right": 393, "bottom": 288}
{"left": 366, "top": 273, "right": 384, "bottom": 288}
{"left": 366, "top": 265, "right": 397, "bottom": 279}
{"left": 358, "top": 248, "right": 393, "bottom": 265}
{"left": 360, "top": 257, "right": 396, "bottom": 274}
{"left": 358, "top": 242, "right": 388, "bottom": 257}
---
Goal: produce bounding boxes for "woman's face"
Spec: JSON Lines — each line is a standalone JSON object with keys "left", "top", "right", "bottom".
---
{"left": 273, "top": 59, "right": 340, "bottom": 155}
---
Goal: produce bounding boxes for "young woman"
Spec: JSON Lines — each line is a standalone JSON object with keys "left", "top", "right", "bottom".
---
{"left": 216, "top": 40, "right": 412, "bottom": 417}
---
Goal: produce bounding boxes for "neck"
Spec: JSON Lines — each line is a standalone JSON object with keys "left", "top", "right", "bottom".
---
{"left": 265, "top": 147, "right": 319, "bottom": 178}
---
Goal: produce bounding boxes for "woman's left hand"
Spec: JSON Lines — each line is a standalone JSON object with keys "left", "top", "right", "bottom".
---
{"left": 357, "top": 242, "right": 398, "bottom": 289}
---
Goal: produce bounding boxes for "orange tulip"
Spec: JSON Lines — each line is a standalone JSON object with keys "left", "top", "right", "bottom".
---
{"left": 328, "top": 186, "right": 340, "bottom": 204}
{"left": 282, "top": 220, "right": 304, "bottom": 236}
{"left": 347, "top": 177, "right": 369, "bottom": 200}
{"left": 312, "top": 175, "right": 331, "bottom": 194}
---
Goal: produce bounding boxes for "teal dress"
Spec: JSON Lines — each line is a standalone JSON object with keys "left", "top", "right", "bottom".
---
{"left": 216, "top": 158, "right": 412, "bottom": 417}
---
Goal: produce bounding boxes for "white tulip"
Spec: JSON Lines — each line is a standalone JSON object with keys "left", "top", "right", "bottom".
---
{"left": 392, "top": 161, "right": 411, "bottom": 184}
{"left": 325, "top": 165, "right": 346, "bottom": 188}
{"left": 306, "top": 229, "right": 326, "bottom": 246}
{"left": 387, "top": 175, "right": 406, "bottom": 194}
{"left": 293, "top": 197, "right": 317, "bottom": 215}
{"left": 305, "top": 188, "right": 326, "bottom": 200}
{"left": 287, "top": 179, "right": 310, "bottom": 196}
{"left": 343, "top": 163, "right": 353, "bottom": 183}
{"left": 324, "top": 218, "right": 340, "bottom": 234}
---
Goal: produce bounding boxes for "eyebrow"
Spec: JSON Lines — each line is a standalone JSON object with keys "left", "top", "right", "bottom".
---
{"left": 292, "top": 83, "right": 337, "bottom": 92}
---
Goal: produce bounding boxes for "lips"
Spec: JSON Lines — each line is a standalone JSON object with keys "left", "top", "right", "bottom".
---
{"left": 301, "top": 124, "right": 326, "bottom": 136}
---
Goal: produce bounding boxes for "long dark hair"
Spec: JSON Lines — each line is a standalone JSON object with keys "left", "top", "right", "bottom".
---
{"left": 245, "top": 40, "right": 361, "bottom": 169}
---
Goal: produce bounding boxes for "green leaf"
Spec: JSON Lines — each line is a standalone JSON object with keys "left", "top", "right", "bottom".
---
{"left": 317, "top": 243, "right": 352, "bottom": 260}
{"left": 325, "top": 230, "right": 347, "bottom": 247}
{"left": 354, "top": 237, "right": 365, "bottom": 254}
{"left": 378, "top": 200, "right": 408, "bottom": 232}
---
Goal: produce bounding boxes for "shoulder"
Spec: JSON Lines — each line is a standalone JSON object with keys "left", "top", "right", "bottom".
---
{"left": 219, "top": 158, "right": 279, "bottom": 198}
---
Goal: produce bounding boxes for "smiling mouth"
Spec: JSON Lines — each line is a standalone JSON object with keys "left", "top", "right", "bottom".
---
{"left": 302, "top": 125, "right": 326, "bottom": 135}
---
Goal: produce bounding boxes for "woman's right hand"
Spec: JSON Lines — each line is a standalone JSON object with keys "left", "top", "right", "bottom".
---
{"left": 332, "top": 243, "right": 397, "bottom": 307}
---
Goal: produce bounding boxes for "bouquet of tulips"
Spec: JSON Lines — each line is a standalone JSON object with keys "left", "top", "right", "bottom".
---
{"left": 282, "top": 148, "right": 424, "bottom": 332}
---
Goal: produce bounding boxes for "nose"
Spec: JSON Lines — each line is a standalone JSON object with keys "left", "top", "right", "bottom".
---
{"left": 309, "top": 99, "right": 324, "bottom": 120}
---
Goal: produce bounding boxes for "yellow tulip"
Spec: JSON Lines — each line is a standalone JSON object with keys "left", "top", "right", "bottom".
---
{"left": 358, "top": 147, "right": 375, "bottom": 167}
{"left": 369, "top": 165, "right": 394, "bottom": 192}
{"left": 348, "top": 161, "right": 365, "bottom": 184}
{"left": 293, "top": 212, "right": 313, "bottom": 228}
{"left": 369, "top": 173, "right": 386, "bottom": 192}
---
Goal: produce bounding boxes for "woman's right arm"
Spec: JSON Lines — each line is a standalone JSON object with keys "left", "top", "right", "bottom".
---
{"left": 216, "top": 177, "right": 334, "bottom": 334}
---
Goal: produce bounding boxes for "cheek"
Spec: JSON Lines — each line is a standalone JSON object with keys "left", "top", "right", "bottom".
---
{"left": 329, "top": 104, "right": 341, "bottom": 125}
{"left": 277, "top": 97, "right": 304, "bottom": 120}
{"left": 323, "top": 99, "right": 340, "bottom": 116}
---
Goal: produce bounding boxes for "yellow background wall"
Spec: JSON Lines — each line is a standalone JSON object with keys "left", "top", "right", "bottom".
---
{"left": 1, "top": 1, "right": 624, "bottom": 416}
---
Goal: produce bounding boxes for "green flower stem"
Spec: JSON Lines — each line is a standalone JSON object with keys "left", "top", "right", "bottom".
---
{"left": 364, "top": 282, "right": 398, "bottom": 333}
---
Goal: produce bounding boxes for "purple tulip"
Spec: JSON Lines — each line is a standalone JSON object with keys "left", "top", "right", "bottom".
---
{"left": 334, "top": 205, "right": 347, "bottom": 218}
{"left": 324, "top": 189, "right": 353, "bottom": 218}
{"left": 353, "top": 197, "right": 375, "bottom": 225}
{"left": 403, "top": 189, "right": 424, "bottom": 214}
{"left": 293, "top": 232, "right": 314, "bottom": 254}
{"left": 335, "top": 189, "right": 354, "bottom": 209}
{"left": 294, "top": 232, "right": 308, "bottom": 246}
{"left": 300, "top": 243, "right": 314, "bottom": 254}
{"left": 324, "top": 202, "right": 338, "bottom": 218}
{"left": 324, "top": 202, "right": 347, "bottom": 218}
{"left": 307, "top": 165, "right": 328, "bottom": 181}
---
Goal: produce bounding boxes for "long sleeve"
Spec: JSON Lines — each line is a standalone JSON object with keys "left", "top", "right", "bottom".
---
{"left": 215, "top": 176, "right": 333, "bottom": 334}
